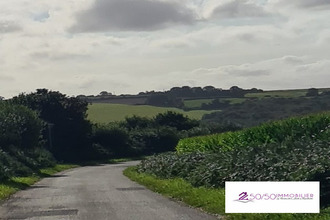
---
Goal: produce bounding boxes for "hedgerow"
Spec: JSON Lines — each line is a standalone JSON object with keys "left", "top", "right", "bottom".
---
{"left": 176, "top": 112, "right": 330, "bottom": 153}
{"left": 0, "top": 103, "right": 55, "bottom": 180}
{"left": 139, "top": 138, "right": 330, "bottom": 208}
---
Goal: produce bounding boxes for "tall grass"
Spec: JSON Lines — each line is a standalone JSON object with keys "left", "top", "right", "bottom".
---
{"left": 176, "top": 112, "right": 330, "bottom": 153}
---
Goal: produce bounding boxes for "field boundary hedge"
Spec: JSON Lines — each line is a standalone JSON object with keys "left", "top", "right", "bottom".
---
{"left": 176, "top": 112, "right": 330, "bottom": 153}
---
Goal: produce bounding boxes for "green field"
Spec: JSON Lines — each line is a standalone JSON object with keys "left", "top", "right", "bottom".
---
{"left": 184, "top": 99, "right": 213, "bottom": 108}
{"left": 245, "top": 90, "right": 307, "bottom": 98}
{"left": 87, "top": 103, "right": 219, "bottom": 123}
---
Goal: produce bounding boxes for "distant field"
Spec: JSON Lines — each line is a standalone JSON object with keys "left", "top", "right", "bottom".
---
{"left": 245, "top": 89, "right": 308, "bottom": 98}
{"left": 184, "top": 99, "right": 213, "bottom": 108}
{"left": 87, "top": 103, "right": 220, "bottom": 123}
{"left": 184, "top": 98, "right": 245, "bottom": 108}
{"left": 245, "top": 88, "right": 330, "bottom": 98}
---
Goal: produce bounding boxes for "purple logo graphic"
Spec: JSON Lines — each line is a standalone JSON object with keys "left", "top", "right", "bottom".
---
{"left": 235, "top": 192, "right": 253, "bottom": 203}
{"left": 239, "top": 192, "right": 248, "bottom": 201}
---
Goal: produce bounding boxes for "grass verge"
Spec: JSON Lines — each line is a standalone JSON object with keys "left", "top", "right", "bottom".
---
{"left": 124, "top": 166, "right": 330, "bottom": 220}
{"left": 0, "top": 164, "right": 79, "bottom": 200}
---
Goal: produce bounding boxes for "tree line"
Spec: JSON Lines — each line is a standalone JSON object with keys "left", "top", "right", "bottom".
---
{"left": 1, "top": 88, "right": 240, "bottom": 181}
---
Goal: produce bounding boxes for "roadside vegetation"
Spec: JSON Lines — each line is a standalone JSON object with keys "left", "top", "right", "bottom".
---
{"left": 0, "top": 164, "right": 78, "bottom": 200}
{"left": 177, "top": 112, "right": 330, "bottom": 153}
{"left": 131, "top": 112, "right": 330, "bottom": 219}
{"left": 125, "top": 167, "right": 330, "bottom": 220}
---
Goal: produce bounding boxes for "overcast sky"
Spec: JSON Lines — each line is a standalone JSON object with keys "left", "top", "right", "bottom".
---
{"left": 1, "top": 0, "right": 330, "bottom": 98}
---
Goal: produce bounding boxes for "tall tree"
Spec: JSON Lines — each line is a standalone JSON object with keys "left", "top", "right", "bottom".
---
{"left": 10, "top": 89, "right": 92, "bottom": 161}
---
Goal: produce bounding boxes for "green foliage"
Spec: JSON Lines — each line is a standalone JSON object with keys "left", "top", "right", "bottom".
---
{"left": 92, "top": 124, "right": 131, "bottom": 158}
{"left": 1, "top": 164, "right": 78, "bottom": 200}
{"left": 0, "top": 103, "right": 55, "bottom": 181}
{"left": 0, "top": 146, "right": 56, "bottom": 180}
{"left": 91, "top": 112, "right": 199, "bottom": 157}
{"left": 177, "top": 112, "right": 330, "bottom": 153}
{"left": 306, "top": 88, "right": 319, "bottom": 97}
{"left": 127, "top": 166, "right": 330, "bottom": 220}
{"left": 139, "top": 112, "right": 330, "bottom": 208}
{"left": 121, "top": 115, "right": 153, "bottom": 130}
{"left": 129, "top": 126, "right": 180, "bottom": 154}
{"left": 10, "top": 89, "right": 93, "bottom": 162}
{"left": 124, "top": 167, "right": 226, "bottom": 216}
{"left": 202, "top": 96, "right": 330, "bottom": 127}
{"left": 154, "top": 111, "right": 199, "bottom": 131}
{"left": 139, "top": 139, "right": 330, "bottom": 208}
{"left": 0, "top": 103, "right": 43, "bottom": 149}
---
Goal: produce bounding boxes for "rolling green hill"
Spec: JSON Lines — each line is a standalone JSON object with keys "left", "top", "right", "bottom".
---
{"left": 87, "top": 103, "right": 220, "bottom": 123}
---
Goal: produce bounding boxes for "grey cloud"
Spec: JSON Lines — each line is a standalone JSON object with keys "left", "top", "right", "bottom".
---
{"left": 0, "top": 21, "right": 21, "bottom": 33}
{"left": 227, "top": 69, "right": 270, "bottom": 77}
{"left": 30, "top": 51, "right": 89, "bottom": 61}
{"left": 236, "top": 33, "right": 257, "bottom": 42}
{"left": 293, "top": 0, "right": 330, "bottom": 9}
{"left": 70, "top": 0, "right": 196, "bottom": 32}
{"left": 276, "top": 0, "right": 330, "bottom": 10}
{"left": 282, "top": 56, "right": 304, "bottom": 64}
{"left": 211, "top": 0, "right": 270, "bottom": 19}
{"left": 0, "top": 74, "right": 15, "bottom": 82}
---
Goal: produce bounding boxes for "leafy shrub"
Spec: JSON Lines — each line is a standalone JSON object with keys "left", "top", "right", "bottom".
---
{"left": 139, "top": 139, "right": 330, "bottom": 207}
{"left": 155, "top": 111, "right": 199, "bottom": 131}
{"left": 92, "top": 124, "right": 132, "bottom": 157}
{"left": 177, "top": 112, "right": 330, "bottom": 153}
{"left": 0, "top": 148, "right": 34, "bottom": 178}
{"left": 10, "top": 89, "right": 93, "bottom": 162}
{"left": 128, "top": 127, "right": 180, "bottom": 155}
{"left": 0, "top": 103, "right": 44, "bottom": 149}
{"left": 0, "top": 103, "right": 56, "bottom": 180}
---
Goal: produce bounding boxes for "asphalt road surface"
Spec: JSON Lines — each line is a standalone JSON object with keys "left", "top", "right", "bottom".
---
{"left": 0, "top": 161, "right": 218, "bottom": 220}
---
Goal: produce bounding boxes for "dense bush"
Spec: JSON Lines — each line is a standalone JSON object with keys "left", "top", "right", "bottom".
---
{"left": 154, "top": 111, "right": 199, "bottom": 131}
{"left": 0, "top": 103, "right": 55, "bottom": 180}
{"left": 177, "top": 112, "right": 330, "bottom": 153}
{"left": 139, "top": 112, "right": 330, "bottom": 208}
{"left": 129, "top": 126, "right": 180, "bottom": 154}
{"left": 0, "top": 103, "right": 43, "bottom": 150}
{"left": 139, "top": 139, "right": 330, "bottom": 208}
{"left": 92, "top": 124, "right": 131, "bottom": 158}
{"left": 10, "top": 89, "right": 93, "bottom": 162}
{"left": 91, "top": 112, "right": 198, "bottom": 157}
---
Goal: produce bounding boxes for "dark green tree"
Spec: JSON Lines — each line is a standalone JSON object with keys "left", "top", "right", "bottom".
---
{"left": 306, "top": 88, "right": 319, "bottom": 97}
{"left": 154, "top": 111, "right": 199, "bottom": 131}
{"left": 0, "top": 103, "right": 43, "bottom": 150}
{"left": 10, "top": 89, "right": 92, "bottom": 162}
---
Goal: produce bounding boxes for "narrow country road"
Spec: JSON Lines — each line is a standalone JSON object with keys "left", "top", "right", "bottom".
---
{"left": 0, "top": 161, "right": 218, "bottom": 220}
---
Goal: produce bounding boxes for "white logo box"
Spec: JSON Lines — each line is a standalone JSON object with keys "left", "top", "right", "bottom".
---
{"left": 225, "top": 182, "right": 319, "bottom": 213}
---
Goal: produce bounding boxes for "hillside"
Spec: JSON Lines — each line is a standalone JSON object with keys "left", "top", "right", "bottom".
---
{"left": 87, "top": 103, "right": 220, "bottom": 123}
